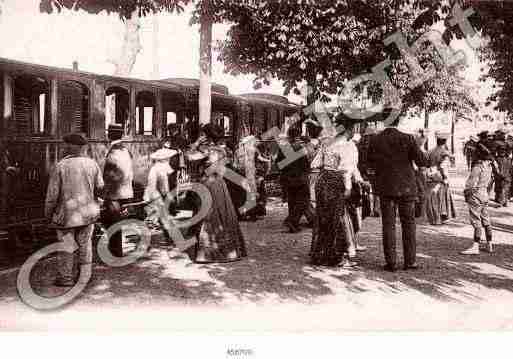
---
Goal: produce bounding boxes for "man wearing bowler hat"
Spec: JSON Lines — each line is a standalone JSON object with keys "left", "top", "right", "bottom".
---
{"left": 45, "top": 133, "right": 104, "bottom": 286}
{"left": 102, "top": 123, "right": 134, "bottom": 257}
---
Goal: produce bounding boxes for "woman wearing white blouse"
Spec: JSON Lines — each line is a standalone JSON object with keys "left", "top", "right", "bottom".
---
{"left": 310, "top": 123, "right": 366, "bottom": 267}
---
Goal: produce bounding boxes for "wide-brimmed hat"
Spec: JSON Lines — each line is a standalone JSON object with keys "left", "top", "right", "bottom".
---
{"left": 63, "top": 132, "right": 87, "bottom": 146}
{"left": 240, "top": 135, "right": 256, "bottom": 144}
{"left": 185, "top": 150, "right": 207, "bottom": 162}
{"left": 150, "top": 148, "right": 178, "bottom": 160}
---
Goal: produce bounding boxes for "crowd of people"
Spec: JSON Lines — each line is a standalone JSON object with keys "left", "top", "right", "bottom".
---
{"left": 38, "top": 110, "right": 513, "bottom": 286}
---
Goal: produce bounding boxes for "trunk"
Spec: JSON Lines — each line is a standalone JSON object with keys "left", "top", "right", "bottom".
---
{"left": 306, "top": 72, "right": 317, "bottom": 107}
{"left": 152, "top": 14, "right": 160, "bottom": 80}
{"left": 451, "top": 112, "right": 456, "bottom": 155}
{"left": 107, "top": 9, "right": 141, "bottom": 134}
{"left": 424, "top": 110, "right": 429, "bottom": 151}
{"left": 113, "top": 10, "right": 142, "bottom": 77}
{"left": 199, "top": 0, "right": 213, "bottom": 126}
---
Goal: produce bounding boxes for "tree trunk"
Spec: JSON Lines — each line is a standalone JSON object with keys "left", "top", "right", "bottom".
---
{"left": 451, "top": 112, "right": 456, "bottom": 155}
{"left": 106, "top": 10, "right": 141, "bottom": 134}
{"left": 113, "top": 10, "right": 142, "bottom": 77}
{"left": 424, "top": 110, "right": 429, "bottom": 151}
{"left": 306, "top": 72, "right": 317, "bottom": 107}
{"left": 199, "top": 0, "right": 213, "bottom": 126}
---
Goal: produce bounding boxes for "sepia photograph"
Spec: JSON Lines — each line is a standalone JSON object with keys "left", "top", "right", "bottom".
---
{"left": 0, "top": 0, "right": 513, "bottom": 354}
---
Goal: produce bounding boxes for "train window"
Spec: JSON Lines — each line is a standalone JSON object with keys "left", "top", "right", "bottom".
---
{"left": 136, "top": 91, "right": 155, "bottom": 136}
{"left": 105, "top": 86, "right": 129, "bottom": 135}
{"left": 13, "top": 75, "right": 50, "bottom": 137}
{"left": 143, "top": 107, "right": 153, "bottom": 135}
{"left": 59, "top": 80, "right": 89, "bottom": 135}
{"left": 166, "top": 112, "right": 177, "bottom": 125}
{"left": 223, "top": 115, "right": 231, "bottom": 136}
{"left": 38, "top": 94, "right": 45, "bottom": 133}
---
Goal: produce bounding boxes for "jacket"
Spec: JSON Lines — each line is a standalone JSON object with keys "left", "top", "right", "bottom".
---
{"left": 103, "top": 141, "right": 134, "bottom": 200}
{"left": 277, "top": 139, "right": 310, "bottom": 186}
{"left": 465, "top": 160, "right": 492, "bottom": 203}
{"left": 45, "top": 155, "right": 104, "bottom": 228}
{"left": 367, "top": 128, "right": 427, "bottom": 198}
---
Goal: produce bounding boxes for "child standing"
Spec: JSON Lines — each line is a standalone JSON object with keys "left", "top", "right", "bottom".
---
{"left": 461, "top": 145, "right": 494, "bottom": 255}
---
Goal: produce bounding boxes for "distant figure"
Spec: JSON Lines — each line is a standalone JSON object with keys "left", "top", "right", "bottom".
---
{"left": 144, "top": 148, "right": 178, "bottom": 244}
{"left": 414, "top": 130, "right": 428, "bottom": 222}
{"left": 477, "top": 130, "right": 500, "bottom": 195}
{"left": 358, "top": 127, "right": 380, "bottom": 217}
{"left": 494, "top": 133, "right": 512, "bottom": 207}
{"left": 233, "top": 135, "right": 258, "bottom": 221}
{"left": 461, "top": 144, "right": 494, "bottom": 255}
{"left": 425, "top": 131, "right": 456, "bottom": 225}
{"left": 0, "top": 140, "right": 18, "bottom": 227}
{"left": 367, "top": 112, "right": 427, "bottom": 272}
{"left": 162, "top": 123, "right": 187, "bottom": 193}
{"left": 463, "top": 136, "right": 479, "bottom": 171}
{"left": 45, "top": 133, "right": 104, "bottom": 287}
{"left": 277, "top": 126, "right": 314, "bottom": 233}
{"left": 102, "top": 124, "right": 134, "bottom": 258}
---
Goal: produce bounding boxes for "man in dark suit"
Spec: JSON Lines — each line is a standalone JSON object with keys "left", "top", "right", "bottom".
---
{"left": 367, "top": 114, "right": 427, "bottom": 271}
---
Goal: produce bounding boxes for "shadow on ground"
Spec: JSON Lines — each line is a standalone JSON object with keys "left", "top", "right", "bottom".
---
{"left": 2, "top": 198, "right": 513, "bottom": 308}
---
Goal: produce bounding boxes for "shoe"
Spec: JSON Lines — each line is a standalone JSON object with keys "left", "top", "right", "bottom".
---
{"left": 404, "top": 263, "right": 419, "bottom": 270}
{"left": 482, "top": 242, "right": 494, "bottom": 253}
{"left": 460, "top": 243, "right": 480, "bottom": 255}
{"left": 383, "top": 264, "right": 397, "bottom": 272}
{"left": 284, "top": 220, "right": 300, "bottom": 233}
{"left": 338, "top": 259, "right": 358, "bottom": 268}
{"left": 54, "top": 278, "right": 74, "bottom": 287}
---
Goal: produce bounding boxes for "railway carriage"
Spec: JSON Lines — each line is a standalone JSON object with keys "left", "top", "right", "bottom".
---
{"left": 0, "top": 57, "right": 300, "bottom": 246}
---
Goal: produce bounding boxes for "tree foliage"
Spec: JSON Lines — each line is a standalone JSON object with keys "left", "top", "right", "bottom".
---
{"left": 443, "top": 1, "right": 513, "bottom": 114}
{"left": 216, "top": 0, "right": 482, "bottom": 115}
{"left": 39, "top": 0, "right": 191, "bottom": 19}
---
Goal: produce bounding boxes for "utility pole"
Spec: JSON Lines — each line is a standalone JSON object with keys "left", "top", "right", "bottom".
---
{"left": 152, "top": 13, "right": 160, "bottom": 80}
{"left": 199, "top": 0, "right": 213, "bottom": 125}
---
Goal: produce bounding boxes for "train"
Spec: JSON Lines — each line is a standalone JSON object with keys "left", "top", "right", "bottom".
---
{"left": 0, "top": 57, "right": 301, "bottom": 237}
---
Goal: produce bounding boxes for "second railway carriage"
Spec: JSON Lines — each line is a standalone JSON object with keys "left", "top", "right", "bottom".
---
{"left": 0, "top": 57, "right": 300, "bottom": 243}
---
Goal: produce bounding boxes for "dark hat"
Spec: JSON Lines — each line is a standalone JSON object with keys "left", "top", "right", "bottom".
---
{"left": 108, "top": 123, "right": 124, "bottom": 141}
{"left": 108, "top": 123, "right": 123, "bottom": 131}
{"left": 475, "top": 142, "right": 492, "bottom": 160}
{"left": 477, "top": 131, "right": 489, "bottom": 139}
{"left": 201, "top": 123, "right": 224, "bottom": 141}
{"left": 63, "top": 132, "right": 87, "bottom": 146}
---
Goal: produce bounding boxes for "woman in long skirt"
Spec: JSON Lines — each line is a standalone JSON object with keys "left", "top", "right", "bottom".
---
{"left": 425, "top": 132, "right": 456, "bottom": 225}
{"left": 310, "top": 124, "right": 362, "bottom": 267}
{"left": 311, "top": 170, "right": 356, "bottom": 266}
{"left": 186, "top": 124, "right": 247, "bottom": 263}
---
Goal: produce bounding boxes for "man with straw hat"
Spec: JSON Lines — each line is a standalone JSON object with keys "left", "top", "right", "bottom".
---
{"left": 102, "top": 124, "right": 134, "bottom": 258}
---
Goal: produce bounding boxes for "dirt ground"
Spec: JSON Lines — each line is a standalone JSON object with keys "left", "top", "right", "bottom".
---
{"left": 1, "top": 170, "right": 513, "bottom": 331}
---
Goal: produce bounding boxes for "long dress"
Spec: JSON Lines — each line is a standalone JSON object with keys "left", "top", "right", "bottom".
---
{"left": 425, "top": 146, "right": 456, "bottom": 225}
{"left": 187, "top": 144, "right": 247, "bottom": 263}
{"left": 310, "top": 138, "right": 357, "bottom": 266}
